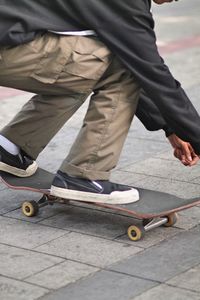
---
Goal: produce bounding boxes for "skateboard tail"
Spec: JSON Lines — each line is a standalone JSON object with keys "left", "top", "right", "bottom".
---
{"left": 0, "top": 176, "right": 50, "bottom": 194}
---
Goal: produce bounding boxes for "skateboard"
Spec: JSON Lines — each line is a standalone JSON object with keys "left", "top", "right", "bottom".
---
{"left": 1, "top": 167, "right": 200, "bottom": 241}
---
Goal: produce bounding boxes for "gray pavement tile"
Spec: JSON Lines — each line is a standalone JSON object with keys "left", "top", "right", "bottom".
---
{"left": 174, "top": 215, "right": 200, "bottom": 231}
{"left": 0, "top": 276, "right": 48, "bottom": 300}
{"left": 154, "top": 0, "right": 200, "bottom": 40}
{"left": 35, "top": 232, "right": 141, "bottom": 267}
{"left": 39, "top": 270, "right": 157, "bottom": 300}
{"left": 186, "top": 84, "right": 200, "bottom": 109}
{"left": 126, "top": 157, "right": 200, "bottom": 182}
{"left": 0, "top": 94, "right": 30, "bottom": 128}
{"left": 109, "top": 230, "right": 200, "bottom": 282}
{"left": 0, "top": 244, "right": 63, "bottom": 280}
{"left": 0, "top": 189, "right": 22, "bottom": 214}
{"left": 0, "top": 216, "right": 67, "bottom": 249}
{"left": 116, "top": 226, "right": 182, "bottom": 248}
{"left": 192, "top": 176, "right": 200, "bottom": 185}
{"left": 37, "top": 126, "right": 80, "bottom": 173}
{"left": 5, "top": 204, "right": 63, "bottom": 223}
{"left": 154, "top": 150, "right": 176, "bottom": 161}
{"left": 116, "top": 138, "right": 168, "bottom": 169}
{"left": 127, "top": 175, "right": 200, "bottom": 199}
{"left": 26, "top": 260, "right": 99, "bottom": 290}
{"left": 128, "top": 117, "right": 167, "bottom": 142}
{"left": 131, "top": 284, "right": 200, "bottom": 300}
{"left": 39, "top": 205, "right": 143, "bottom": 239}
{"left": 167, "top": 264, "right": 200, "bottom": 293}
{"left": 175, "top": 206, "right": 200, "bottom": 230}
{"left": 111, "top": 171, "right": 147, "bottom": 186}
{"left": 164, "top": 47, "right": 200, "bottom": 90}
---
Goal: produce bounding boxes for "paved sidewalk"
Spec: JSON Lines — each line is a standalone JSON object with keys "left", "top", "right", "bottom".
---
{"left": 0, "top": 1, "right": 200, "bottom": 299}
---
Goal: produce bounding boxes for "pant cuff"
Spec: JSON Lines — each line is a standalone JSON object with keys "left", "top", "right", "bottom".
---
{"left": 59, "top": 162, "right": 110, "bottom": 180}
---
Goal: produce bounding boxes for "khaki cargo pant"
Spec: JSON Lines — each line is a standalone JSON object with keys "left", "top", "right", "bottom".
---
{"left": 0, "top": 33, "right": 140, "bottom": 180}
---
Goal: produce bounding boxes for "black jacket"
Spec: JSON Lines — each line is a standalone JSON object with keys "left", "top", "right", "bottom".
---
{"left": 1, "top": 0, "right": 200, "bottom": 153}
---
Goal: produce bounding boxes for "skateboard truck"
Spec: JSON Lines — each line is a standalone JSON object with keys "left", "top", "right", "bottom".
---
{"left": 21, "top": 194, "right": 68, "bottom": 217}
{"left": 127, "top": 213, "right": 178, "bottom": 241}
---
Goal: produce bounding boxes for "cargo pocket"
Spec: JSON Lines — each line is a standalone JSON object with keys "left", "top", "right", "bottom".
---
{"left": 62, "top": 36, "right": 112, "bottom": 93}
{"left": 30, "top": 34, "right": 72, "bottom": 84}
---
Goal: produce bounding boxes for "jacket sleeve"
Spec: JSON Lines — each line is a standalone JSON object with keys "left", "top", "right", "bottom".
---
{"left": 82, "top": 0, "right": 200, "bottom": 154}
{"left": 136, "top": 90, "right": 174, "bottom": 137}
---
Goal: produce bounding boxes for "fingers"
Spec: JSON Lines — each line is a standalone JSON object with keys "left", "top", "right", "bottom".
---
{"left": 167, "top": 134, "right": 199, "bottom": 166}
{"left": 174, "top": 146, "right": 199, "bottom": 166}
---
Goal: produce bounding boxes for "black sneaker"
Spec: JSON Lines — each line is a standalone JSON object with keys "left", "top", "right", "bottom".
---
{"left": 0, "top": 146, "right": 38, "bottom": 177}
{"left": 50, "top": 171, "right": 139, "bottom": 205}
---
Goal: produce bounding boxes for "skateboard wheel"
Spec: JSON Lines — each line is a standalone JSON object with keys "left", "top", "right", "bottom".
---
{"left": 164, "top": 212, "right": 178, "bottom": 227}
{"left": 127, "top": 225, "right": 145, "bottom": 241}
{"left": 22, "top": 200, "right": 39, "bottom": 217}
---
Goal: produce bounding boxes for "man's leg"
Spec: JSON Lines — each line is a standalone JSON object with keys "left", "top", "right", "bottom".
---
{"left": 50, "top": 58, "right": 141, "bottom": 204}
{"left": 0, "top": 34, "right": 112, "bottom": 175}
{"left": 60, "top": 58, "right": 140, "bottom": 180}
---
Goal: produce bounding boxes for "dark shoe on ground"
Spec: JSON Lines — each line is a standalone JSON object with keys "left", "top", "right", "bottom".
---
{"left": 50, "top": 171, "right": 139, "bottom": 205}
{"left": 0, "top": 146, "right": 38, "bottom": 177}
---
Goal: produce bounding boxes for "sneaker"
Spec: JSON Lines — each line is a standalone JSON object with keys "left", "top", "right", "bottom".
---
{"left": 50, "top": 171, "right": 139, "bottom": 205}
{"left": 0, "top": 146, "right": 38, "bottom": 177}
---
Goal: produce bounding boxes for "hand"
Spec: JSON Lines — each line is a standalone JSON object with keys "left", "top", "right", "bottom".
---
{"left": 167, "top": 134, "right": 199, "bottom": 166}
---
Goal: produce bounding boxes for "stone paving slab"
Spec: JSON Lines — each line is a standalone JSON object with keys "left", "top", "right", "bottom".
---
{"left": 111, "top": 171, "right": 147, "bottom": 186}
{"left": 35, "top": 232, "right": 142, "bottom": 267}
{"left": 109, "top": 228, "right": 200, "bottom": 282}
{"left": 123, "top": 174, "right": 200, "bottom": 199}
{"left": 0, "top": 243, "right": 63, "bottom": 280}
{"left": 116, "top": 137, "right": 168, "bottom": 169}
{"left": 164, "top": 47, "right": 200, "bottom": 90}
{"left": 131, "top": 284, "right": 200, "bottom": 300}
{"left": 39, "top": 270, "right": 157, "bottom": 300}
{"left": 0, "top": 276, "right": 48, "bottom": 300}
{"left": 5, "top": 204, "right": 63, "bottom": 224}
{"left": 0, "top": 94, "right": 31, "bottom": 127}
{"left": 0, "top": 189, "right": 22, "bottom": 214}
{"left": 126, "top": 157, "right": 200, "bottom": 182}
{"left": 25, "top": 260, "right": 99, "bottom": 290}
{"left": 0, "top": 216, "right": 67, "bottom": 249}
{"left": 176, "top": 206, "right": 200, "bottom": 230}
{"left": 167, "top": 264, "right": 200, "bottom": 293}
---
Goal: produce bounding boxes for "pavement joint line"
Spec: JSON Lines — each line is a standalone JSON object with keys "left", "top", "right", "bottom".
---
{"left": 0, "top": 273, "right": 50, "bottom": 291}
{"left": 115, "top": 170, "right": 200, "bottom": 186}
{"left": 131, "top": 137, "right": 167, "bottom": 144}
{"left": 162, "top": 282, "right": 200, "bottom": 295}
{"left": 1, "top": 206, "right": 21, "bottom": 215}
{"left": 36, "top": 268, "right": 161, "bottom": 294}
{"left": 0, "top": 241, "right": 106, "bottom": 270}
{"left": 0, "top": 241, "right": 155, "bottom": 284}
{"left": 23, "top": 269, "right": 101, "bottom": 292}
{"left": 33, "top": 227, "right": 144, "bottom": 248}
{"left": 104, "top": 267, "right": 163, "bottom": 285}
{"left": 22, "top": 259, "right": 72, "bottom": 282}
{"left": 0, "top": 214, "right": 71, "bottom": 232}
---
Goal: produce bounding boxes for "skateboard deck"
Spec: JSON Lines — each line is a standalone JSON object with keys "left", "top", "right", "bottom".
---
{"left": 1, "top": 167, "right": 200, "bottom": 241}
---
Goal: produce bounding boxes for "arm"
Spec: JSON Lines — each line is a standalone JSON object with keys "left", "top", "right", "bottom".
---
{"left": 136, "top": 90, "right": 174, "bottom": 137}
{"left": 136, "top": 92, "right": 199, "bottom": 165}
{"left": 82, "top": 0, "right": 200, "bottom": 154}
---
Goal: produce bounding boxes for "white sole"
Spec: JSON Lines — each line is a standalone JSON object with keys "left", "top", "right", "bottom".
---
{"left": 50, "top": 186, "right": 139, "bottom": 205}
{"left": 0, "top": 161, "right": 38, "bottom": 177}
